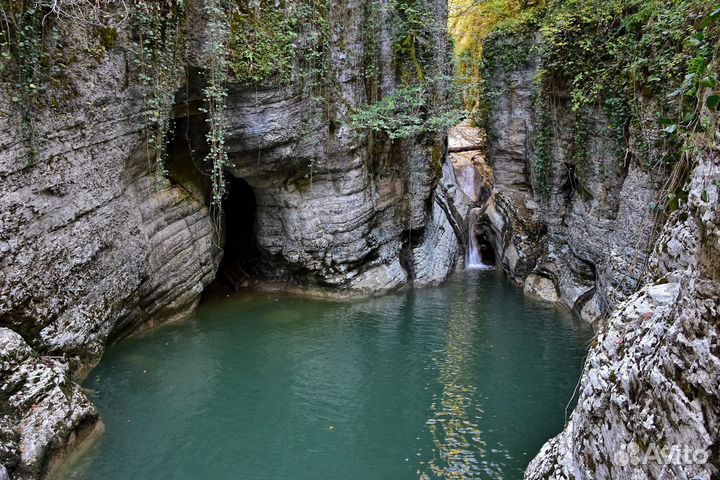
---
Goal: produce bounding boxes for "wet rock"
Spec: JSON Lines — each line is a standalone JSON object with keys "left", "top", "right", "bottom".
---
{"left": 412, "top": 161, "right": 472, "bottom": 285}
{"left": 484, "top": 192, "right": 547, "bottom": 283}
{"left": 524, "top": 273, "right": 559, "bottom": 303}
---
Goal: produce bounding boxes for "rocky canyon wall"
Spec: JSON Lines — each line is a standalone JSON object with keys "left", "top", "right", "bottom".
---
{"left": 525, "top": 147, "right": 720, "bottom": 479}
{"left": 0, "top": 1, "right": 466, "bottom": 478}
{"left": 0, "top": 12, "right": 220, "bottom": 479}
{"left": 479, "top": 24, "right": 719, "bottom": 480}
{"left": 481, "top": 34, "right": 664, "bottom": 323}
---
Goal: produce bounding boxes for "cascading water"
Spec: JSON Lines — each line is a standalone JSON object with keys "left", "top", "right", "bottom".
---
{"left": 466, "top": 219, "right": 482, "bottom": 268}
{"left": 466, "top": 208, "right": 494, "bottom": 270}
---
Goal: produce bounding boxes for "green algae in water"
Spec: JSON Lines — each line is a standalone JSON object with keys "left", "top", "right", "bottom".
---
{"left": 63, "top": 271, "right": 591, "bottom": 479}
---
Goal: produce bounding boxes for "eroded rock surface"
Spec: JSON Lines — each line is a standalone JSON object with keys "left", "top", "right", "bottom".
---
{"left": 483, "top": 38, "right": 662, "bottom": 322}
{"left": 0, "top": 329, "right": 98, "bottom": 480}
{"left": 209, "top": 0, "right": 461, "bottom": 295}
{"left": 525, "top": 151, "right": 720, "bottom": 480}
{"left": 482, "top": 30, "right": 719, "bottom": 480}
{"left": 0, "top": 1, "right": 464, "bottom": 477}
{"left": 0, "top": 21, "right": 220, "bottom": 476}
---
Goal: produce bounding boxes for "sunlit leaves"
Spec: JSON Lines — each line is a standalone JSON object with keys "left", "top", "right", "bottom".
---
{"left": 350, "top": 84, "right": 465, "bottom": 140}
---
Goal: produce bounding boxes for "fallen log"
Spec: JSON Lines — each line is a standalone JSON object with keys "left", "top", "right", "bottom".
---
{"left": 448, "top": 145, "right": 484, "bottom": 153}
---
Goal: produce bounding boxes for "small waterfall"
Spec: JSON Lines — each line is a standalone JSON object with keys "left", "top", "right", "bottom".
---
{"left": 466, "top": 209, "right": 494, "bottom": 270}
{"left": 466, "top": 217, "right": 482, "bottom": 268}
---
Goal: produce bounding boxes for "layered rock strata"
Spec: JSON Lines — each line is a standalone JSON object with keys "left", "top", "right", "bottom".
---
{"left": 0, "top": 1, "right": 471, "bottom": 477}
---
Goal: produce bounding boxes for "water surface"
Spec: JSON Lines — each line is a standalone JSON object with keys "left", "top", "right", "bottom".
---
{"left": 65, "top": 271, "right": 591, "bottom": 479}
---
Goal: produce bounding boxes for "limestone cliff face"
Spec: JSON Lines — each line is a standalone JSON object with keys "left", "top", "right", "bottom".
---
{"left": 0, "top": 15, "right": 219, "bottom": 478}
{"left": 0, "top": 1, "right": 462, "bottom": 478}
{"left": 482, "top": 38, "right": 662, "bottom": 323}
{"left": 209, "top": 0, "right": 457, "bottom": 294}
{"left": 0, "top": 34, "right": 219, "bottom": 362}
{"left": 525, "top": 149, "right": 720, "bottom": 480}
{"left": 481, "top": 32, "right": 719, "bottom": 480}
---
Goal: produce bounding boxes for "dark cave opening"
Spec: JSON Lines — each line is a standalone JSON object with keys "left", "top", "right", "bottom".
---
{"left": 165, "top": 71, "right": 265, "bottom": 291}
{"left": 217, "top": 177, "right": 261, "bottom": 289}
{"left": 468, "top": 209, "right": 498, "bottom": 269}
{"left": 477, "top": 231, "right": 497, "bottom": 267}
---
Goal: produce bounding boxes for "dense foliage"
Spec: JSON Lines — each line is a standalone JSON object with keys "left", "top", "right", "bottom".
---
{"left": 457, "top": 0, "right": 720, "bottom": 199}
{"left": 227, "top": 8, "right": 297, "bottom": 85}
{"left": 350, "top": 83, "right": 463, "bottom": 140}
{"left": 449, "top": 0, "right": 547, "bottom": 110}
{"left": 225, "top": 0, "right": 330, "bottom": 89}
{"left": 540, "top": 1, "right": 719, "bottom": 140}
{"left": 349, "top": 0, "right": 461, "bottom": 141}
{"left": 538, "top": 0, "right": 719, "bottom": 198}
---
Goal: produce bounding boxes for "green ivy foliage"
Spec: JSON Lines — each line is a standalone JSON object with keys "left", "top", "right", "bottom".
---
{"left": 538, "top": 0, "right": 719, "bottom": 202}
{"left": 131, "top": 0, "right": 187, "bottom": 184}
{"left": 130, "top": 0, "right": 334, "bottom": 207}
{"left": 202, "top": 0, "right": 231, "bottom": 209}
{"left": 350, "top": 0, "right": 461, "bottom": 141}
{"left": 540, "top": 0, "right": 719, "bottom": 128}
{"left": 0, "top": 1, "right": 51, "bottom": 159}
{"left": 0, "top": 2, "right": 45, "bottom": 100}
{"left": 542, "top": 1, "right": 712, "bottom": 105}
{"left": 350, "top": 84, "right": 464, "bottom": 140}
{"left": 392, "top": 0, "right": 432, "bottom": 83}
{"left": 533, "top": 76, "right": 553, "bottom": 198}
{"left": 475, "top": 0, "right": 720, "bottom": 199}
{"left": 450, "top": 0, "right": 548, "bottom": 111}
{"left": 227, "top": 5, "right": 298, "bottom": 85}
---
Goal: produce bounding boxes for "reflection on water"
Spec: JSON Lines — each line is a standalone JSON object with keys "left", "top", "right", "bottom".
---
{"left": 63, "top": 271, "right": 590, "bottom": 480}
{"left": 423, "top": 297, "right": 494, "bottom": 479}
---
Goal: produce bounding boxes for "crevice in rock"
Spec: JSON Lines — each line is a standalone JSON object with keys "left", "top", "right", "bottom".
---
{"left": 216, "top": 177, "right": 262, "bottom": 290}
{"left": 400, "top": 226, "right": 426, "bottom": 282}
{"left": 471, "top": 211, "right": 499, "bottom": 269}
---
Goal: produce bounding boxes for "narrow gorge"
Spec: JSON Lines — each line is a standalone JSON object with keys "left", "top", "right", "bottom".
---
{"left": 0, "top": 1, "right": 718, "bottom": 479}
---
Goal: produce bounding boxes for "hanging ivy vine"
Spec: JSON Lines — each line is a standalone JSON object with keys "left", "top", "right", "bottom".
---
{"left": 128, "top": 0, "right": 232, "bottom": 210}
{"left": 201, "top": 0, "right": 231, "bottom": 210}
{"left": 0, "top": 1, "right": 132, "bottom": 161}
{"left": 471, "top": 0, "right": 719, "bottom": 205}
{"left": 130, "top": 0, "right": 187, "bottom": 185}
{"left": 0, "top": 2, "right": 50, "bottom": 160}
{"left": 533, "top": 77, "right": 553, "bottom": 198}
{"left": 128, "top": 0, "right": 334, "bottom": 208}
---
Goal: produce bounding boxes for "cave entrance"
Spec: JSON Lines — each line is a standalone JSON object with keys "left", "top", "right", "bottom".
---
{"left": 477, "top": 232, "right": 496, "bottom": 266}
{"left": 218, "top": 177, "right": 260, "bottom": 289}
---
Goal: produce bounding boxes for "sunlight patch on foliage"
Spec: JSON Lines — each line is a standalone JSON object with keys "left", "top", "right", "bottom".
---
{"left": 448, "top": 0, "right": 547, "bottom": 110}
